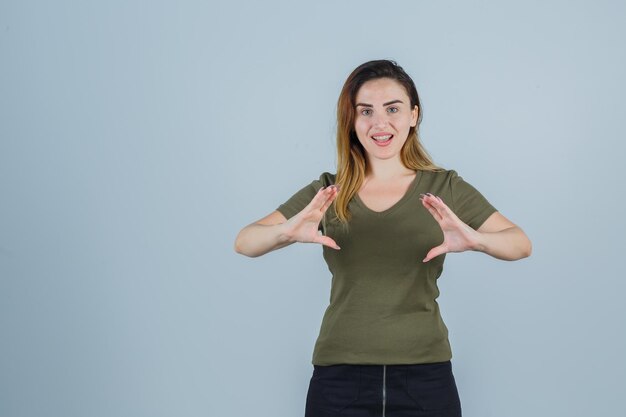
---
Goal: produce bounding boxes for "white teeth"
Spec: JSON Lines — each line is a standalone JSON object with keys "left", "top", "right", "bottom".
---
{"left": 372, "top": 135, "right": 392, "bottom": 141}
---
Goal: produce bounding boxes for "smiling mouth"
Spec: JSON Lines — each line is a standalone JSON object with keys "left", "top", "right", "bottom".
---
{"left": 371, "top": 134, "right": 393, "bottom": 142}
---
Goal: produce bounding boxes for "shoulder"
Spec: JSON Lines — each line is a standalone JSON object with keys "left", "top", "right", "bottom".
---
{"left": 418, "top": 167, "right": 458, "bottom": 185}
{"left": 419, "top": 169, "right": 481, "bottom": 200}
{"left": 295, "top": 172, "right": 336, "bottom": 194}
{"left": 317, "top": 172, "right": 337, "bottom": 187}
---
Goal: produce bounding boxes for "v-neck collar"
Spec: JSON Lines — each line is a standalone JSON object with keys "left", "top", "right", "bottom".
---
{"left": 353, "top": 170, "right": 423, "bottom": 217}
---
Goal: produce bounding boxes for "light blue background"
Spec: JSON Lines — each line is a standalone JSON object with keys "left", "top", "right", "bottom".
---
{"left": 1, "top": 1, "right": 624, "bottom": 416}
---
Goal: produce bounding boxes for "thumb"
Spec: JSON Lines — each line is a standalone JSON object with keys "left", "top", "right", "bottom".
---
{"left": 422, "top": 245, "right": 447, "bottom": 263}
{"left": 315, "top": 235, "right": 341, "bottom": 250}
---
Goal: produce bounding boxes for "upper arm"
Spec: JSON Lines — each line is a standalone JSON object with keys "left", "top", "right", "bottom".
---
{"left": 476, "top": 211, "right": 517, "bottom": 233}
{"left": 253, "top": 210, "right": 288, "bottom": 226}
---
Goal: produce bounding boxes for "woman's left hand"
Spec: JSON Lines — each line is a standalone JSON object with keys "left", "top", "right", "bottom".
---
{"left": 419, "top": 193, "right": 479, "bottom": 262}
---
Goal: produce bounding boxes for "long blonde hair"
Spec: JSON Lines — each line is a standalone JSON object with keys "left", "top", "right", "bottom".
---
{"left": 331, "top": 60, "right": 443, "bottom": 226}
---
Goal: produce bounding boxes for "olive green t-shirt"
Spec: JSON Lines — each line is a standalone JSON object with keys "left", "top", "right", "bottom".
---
{"left": 276, "top": 169, "right": 497, "bottom": 366}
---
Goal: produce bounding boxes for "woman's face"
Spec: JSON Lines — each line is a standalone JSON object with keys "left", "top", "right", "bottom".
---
{"left": 353, "top": 77, "right": 418, "bottom": 163}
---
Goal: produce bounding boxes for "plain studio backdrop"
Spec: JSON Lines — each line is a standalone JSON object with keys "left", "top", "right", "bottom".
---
{"left": 1, "top": 1, "right": 624, "bottom": 416}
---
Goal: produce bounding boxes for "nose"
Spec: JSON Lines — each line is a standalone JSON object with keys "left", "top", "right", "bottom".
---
{"left": 372, "top": 112, "right": 388, "bottom": 128}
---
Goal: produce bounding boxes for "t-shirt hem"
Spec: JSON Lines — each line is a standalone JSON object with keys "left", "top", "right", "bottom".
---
{"left": 276, "top": 205, "right": 297, "bottom": 220}
{"left": 312, "top": 350, "right": 453, "bottom": 366}
{"left": 471, "top": 205, "right": 498, "bottom": 230}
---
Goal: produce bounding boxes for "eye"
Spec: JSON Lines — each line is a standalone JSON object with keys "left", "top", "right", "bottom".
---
{"left": 361, "top": 109, "right": 372, "bottom": 116}
{"left": 387, "top": 107, "right": 399, "bottom": 113}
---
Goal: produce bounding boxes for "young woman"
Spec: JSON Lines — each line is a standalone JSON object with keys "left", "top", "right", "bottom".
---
{"left": 234, "top": 60, "right": 531, "bottom": 417}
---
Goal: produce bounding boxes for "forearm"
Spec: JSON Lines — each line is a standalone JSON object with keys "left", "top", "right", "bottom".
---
{"left": 473, "top": 226, "right": 532, "bottom": 261}
{"left": 234, "top": 222, "right": 295, "bottom": 258}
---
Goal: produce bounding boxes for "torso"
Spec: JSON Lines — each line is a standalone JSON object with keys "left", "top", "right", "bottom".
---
{"left": 357, "top": 171, "right": 418, "bottom": 213}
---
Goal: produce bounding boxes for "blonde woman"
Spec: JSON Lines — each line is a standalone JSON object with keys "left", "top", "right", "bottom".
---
{"left": 235, "top": 59, "right": 531, "bottom": 417}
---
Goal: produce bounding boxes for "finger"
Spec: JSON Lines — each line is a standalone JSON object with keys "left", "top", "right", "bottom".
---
{"left": 310, "top": 186, "right": 335, "bottom": 210}
{"left": 419, "top": 196, "right": 443, "bottom": 222}
{"left": 320, "top": 186, "right": 339, "bottom": 212}
{"left": 429, "top": 194, "right": 453, "bottom": 216}
{"left": 422, "top": 244, "right": 447, "bottom": 262}
{"left": 420, "top": 197, "right": 440, "bottom": 219}
{"left": 420, "top": 194, "right": 449, "bottom": 220}
{"left": 314, "top": 235, "right": 341, "bottom": 250}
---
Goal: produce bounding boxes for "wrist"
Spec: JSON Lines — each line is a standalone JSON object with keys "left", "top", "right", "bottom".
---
{"left": 276, "top": 221, "right": 296, "bottom": 244}
{"left": 471, "top": 230, "right": 487, "bottom": 253}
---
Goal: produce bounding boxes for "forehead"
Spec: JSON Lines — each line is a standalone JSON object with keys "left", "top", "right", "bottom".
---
{"left": 355, "top": 78, "right": 409, "bottom": 103}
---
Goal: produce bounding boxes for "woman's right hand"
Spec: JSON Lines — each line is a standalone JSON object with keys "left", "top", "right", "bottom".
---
{"left": 284, "top": 185, "right": 341, "bottom": 250}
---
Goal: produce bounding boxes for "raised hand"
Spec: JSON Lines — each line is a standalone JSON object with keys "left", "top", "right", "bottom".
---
{"left": 419, "top": 193, "right": 480, "bottom": 262}
{"left": 284, "top": 185, "right": 341, "bottom": 250}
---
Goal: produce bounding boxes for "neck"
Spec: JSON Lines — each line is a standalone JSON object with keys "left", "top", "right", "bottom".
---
{"left": 364, "top": 155, "right": 414, "bottom": 181}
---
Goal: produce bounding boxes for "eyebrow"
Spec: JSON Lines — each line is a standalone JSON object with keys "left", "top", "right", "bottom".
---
{"left": 355, "top": 99, "right": 403, "bottom": 108}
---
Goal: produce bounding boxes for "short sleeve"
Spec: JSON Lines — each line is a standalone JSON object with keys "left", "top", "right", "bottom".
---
{"left": 449, "top": 170, "right": 498, "bottom": 230}
{"left": 276, "top": 172, "right": 336, "bottom": 228}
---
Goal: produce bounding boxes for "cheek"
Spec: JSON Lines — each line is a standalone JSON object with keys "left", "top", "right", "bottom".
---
{"left": 394, "top": 117, "right": 411, "bottom": 132}
{"left": 354, "top": 119, "right": 369, "bottom": 138}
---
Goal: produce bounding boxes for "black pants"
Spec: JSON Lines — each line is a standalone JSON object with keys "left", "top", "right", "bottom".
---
{"left": 305, "top": 361, "right": 462, "bottom": 417}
